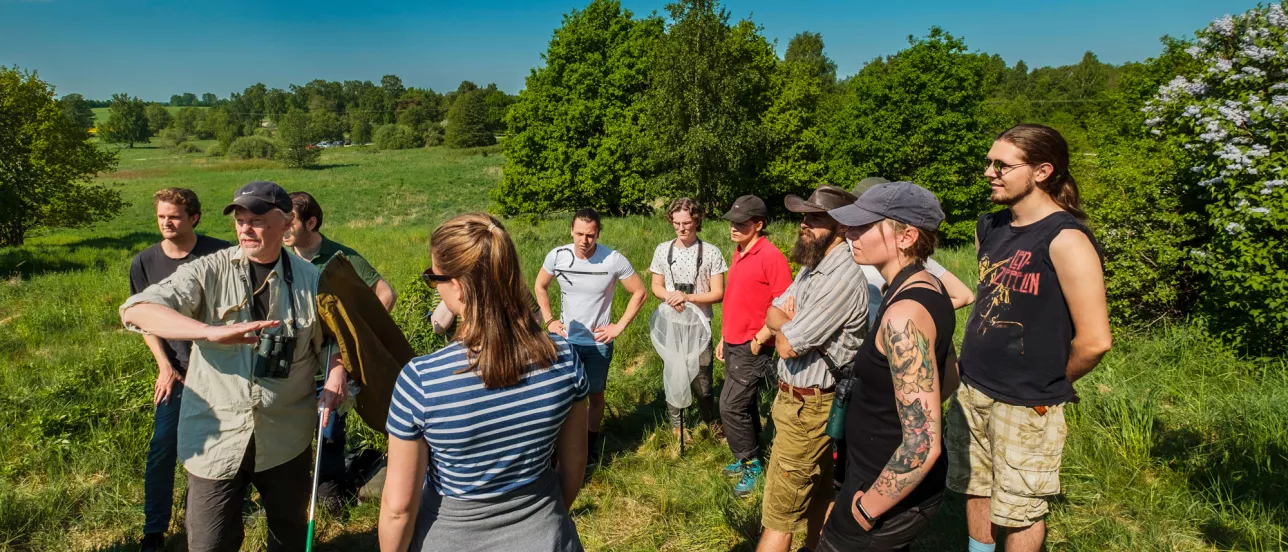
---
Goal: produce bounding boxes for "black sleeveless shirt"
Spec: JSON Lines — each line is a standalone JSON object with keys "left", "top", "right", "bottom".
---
{"left": 834, "top": 271, "right": 956, "bottom": 535}
{"left": 959, "top": 210, "right": 1103, "bottom": 407}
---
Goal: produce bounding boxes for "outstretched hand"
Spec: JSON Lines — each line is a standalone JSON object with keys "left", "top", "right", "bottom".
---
{"left": 203, "top": 320, "right": 280, "bottom": 345}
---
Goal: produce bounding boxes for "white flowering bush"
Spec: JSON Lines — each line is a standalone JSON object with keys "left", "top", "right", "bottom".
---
{"left": 1143, "top": 2, "right": 1288, "bottom": 351}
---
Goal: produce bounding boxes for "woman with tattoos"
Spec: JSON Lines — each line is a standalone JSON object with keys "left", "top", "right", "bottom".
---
{"left": 817, "top": 182, "right": 959, "bottom": 551}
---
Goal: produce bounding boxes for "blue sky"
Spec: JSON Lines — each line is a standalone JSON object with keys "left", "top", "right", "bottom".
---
{"left": 0, "top": 0, "right": 1263, "bottom": 101}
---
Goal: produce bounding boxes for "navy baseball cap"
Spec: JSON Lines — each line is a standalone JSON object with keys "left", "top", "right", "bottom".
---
{"left": 222, "top": 180, "right": 292, "bottom": 215}
{"left": 828, "top": 182, "right": 945, "bottom": 231}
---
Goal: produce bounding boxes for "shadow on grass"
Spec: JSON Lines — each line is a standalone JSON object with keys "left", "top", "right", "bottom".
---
{"left": 0, "top": 232, "right": 157, "bottom": 277}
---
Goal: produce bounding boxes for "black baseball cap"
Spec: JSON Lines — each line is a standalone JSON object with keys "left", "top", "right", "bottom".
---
{"left": 784, "top": 185, "right": 858, "bottom": 213}
{"left": 723, "top": 195, "right": 767, "bottom": 223}
{"left": 222, "top": 180, "right": 292, "bottom": 216}
{"left": 852, "top": 176, "right": 890, "bottom": 196}
{"left": 828, "top": 181, "right": 945, "bottom": 231}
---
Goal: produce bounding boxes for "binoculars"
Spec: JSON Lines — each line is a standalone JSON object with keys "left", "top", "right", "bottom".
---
{"left": 674, "top": 283, "right": 695, "bottom": 294}
{"left": 253, "top": 332, "right": 296, "bottom": 379}
{"left": 825, "top": 377, "right": 855, "bottom": 440}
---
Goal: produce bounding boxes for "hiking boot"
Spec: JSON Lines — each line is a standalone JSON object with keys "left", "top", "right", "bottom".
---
{"left": 733, "top": 459, "right": 763, "bottom": 498}
{"left": 722, "top": 460, "right": 744, "bottom": 478}
{"left": 139, "top": 533, "right": 165, "bottom": 552}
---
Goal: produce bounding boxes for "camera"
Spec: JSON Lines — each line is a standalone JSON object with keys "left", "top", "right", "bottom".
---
{"left": 253, "top": 332, "right": 295, "bottom": 379}
{"left": 674, "top": 283, "right": 695, "bottom": 294}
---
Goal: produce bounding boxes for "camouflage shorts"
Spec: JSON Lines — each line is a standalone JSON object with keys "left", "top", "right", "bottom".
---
{"left": 945, "top": 382, "right": 1067, "bottom": 528}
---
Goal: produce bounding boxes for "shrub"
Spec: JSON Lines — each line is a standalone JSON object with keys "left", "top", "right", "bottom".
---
{"left": 172, "top": 142, "right": 202, "bottom": 154}
{"left": 373, "top": 124, "right": 423, "bottom": 150}
{"left": 423, "top": 125, "right": 444, "bottom": 147}
{"left": 206, "top": 142, "right": 226, "bottom": 157}
{"left": 445, "top": 90, "right": 496, "bottom": 149}
{"left": 1142, "top": 4, "right": 1288, "bottom": 352}
{"left": 226, "top": 135, "right": 278, "bottom": 160}
{"left": 277, "top": 110, "right": 320, "bottom": 169}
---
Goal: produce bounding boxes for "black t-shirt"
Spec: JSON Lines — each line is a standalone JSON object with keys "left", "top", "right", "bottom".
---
{"left": 247, "top": 260, "right": 276, "bottom": 321}
{"left": 829, "top": 280, "right": 955, "bottom": 542}
{"left": 958, "top": 210, "right": 1103, "bottom": 406}
{"left": 128, "top": 234, "right": 232, "bottom": 373}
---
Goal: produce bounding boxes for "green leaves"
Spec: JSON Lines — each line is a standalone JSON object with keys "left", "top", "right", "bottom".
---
{"left": 0, "top": 66, "right": 120, "bottom": 246}
{"left": 99, "top": 93, "right": 150, "bottom": 148}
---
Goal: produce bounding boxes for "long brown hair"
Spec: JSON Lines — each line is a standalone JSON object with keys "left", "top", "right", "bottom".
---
{"left": 997, "top": 124, "right": 1087, "bottom": 220}
{"left": 431, "top": 213, "right": 558, "bottom": 388}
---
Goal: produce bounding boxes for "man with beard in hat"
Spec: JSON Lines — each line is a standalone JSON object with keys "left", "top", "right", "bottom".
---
{"left": 757, "top": 186, "right": 870, "bottom": 552}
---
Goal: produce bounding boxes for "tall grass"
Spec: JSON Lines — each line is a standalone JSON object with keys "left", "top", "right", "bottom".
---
{"left": 0, "top": 145, "right": 1284, "bottom": 550}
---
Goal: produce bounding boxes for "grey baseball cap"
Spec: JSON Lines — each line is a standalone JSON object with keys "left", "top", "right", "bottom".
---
{"left": 828, "top": 181, "right": 945, "bottom": 231}
{"left": 722, "top": 195, "right": 767, "bottom": 223}
{"left": 222, "top": 180, "right": 292, "bottom": 215}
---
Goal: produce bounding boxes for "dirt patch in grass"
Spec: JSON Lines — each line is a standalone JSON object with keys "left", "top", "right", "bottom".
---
{"left": 102, "top": 167, "right": 175, "bottom": 180}
{"left": 483, "top": 166, "right": 503, "bottom": 179}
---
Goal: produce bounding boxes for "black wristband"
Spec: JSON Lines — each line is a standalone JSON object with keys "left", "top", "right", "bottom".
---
{"left": 855, "top": 494, "right": 878, "bottom": 525}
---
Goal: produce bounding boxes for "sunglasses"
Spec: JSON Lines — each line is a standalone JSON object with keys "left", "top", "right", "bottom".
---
{"left": 984, "top": 158, "right": 1031, "bottom": 175}
{"left": 421, "top": 267, "right": 454, "bottom": 289}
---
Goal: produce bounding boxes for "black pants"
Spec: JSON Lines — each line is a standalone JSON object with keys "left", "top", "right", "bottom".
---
{"left": 669, "top": 342, "right": 715, "bottom": 428}
{"left": 185, "top": 440, "right": 311, "bottom": 552}
{"left": 719, "top": 340, "right": 773, "bottom": 460}
{"left": 817, "top": 490, "right": 943, "bottom": 552}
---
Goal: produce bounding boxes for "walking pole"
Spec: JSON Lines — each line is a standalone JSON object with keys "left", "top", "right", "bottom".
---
{"left": 306, "top": 406, "right": 326, "bottom": 552}
{"left": 679, "top": 407, "right": 685, "bottom": 457}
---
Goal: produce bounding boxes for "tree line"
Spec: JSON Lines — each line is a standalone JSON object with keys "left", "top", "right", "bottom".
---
{"left": 497, "top": 0, "right": 1287, "bottom": 353}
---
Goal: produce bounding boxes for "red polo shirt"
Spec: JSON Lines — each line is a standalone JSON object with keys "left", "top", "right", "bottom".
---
{"left": 722, "top": 236, "right": 793, "bottom": 344}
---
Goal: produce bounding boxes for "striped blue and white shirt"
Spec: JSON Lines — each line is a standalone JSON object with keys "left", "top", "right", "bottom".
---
{"left": 386, "top": 334, "right": 589, "bottom": 499}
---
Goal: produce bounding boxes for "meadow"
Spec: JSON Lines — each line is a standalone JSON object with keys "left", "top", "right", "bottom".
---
{"left": 1, "top": 140, "right": 1285, "bottom": 551}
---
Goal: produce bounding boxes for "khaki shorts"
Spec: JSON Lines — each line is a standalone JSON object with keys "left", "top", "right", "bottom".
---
{"left": 761, "top": 388, "right": 834, "bottom": 534}
{"left": 945, "top": 382, "right": 1067, "bottom": 528}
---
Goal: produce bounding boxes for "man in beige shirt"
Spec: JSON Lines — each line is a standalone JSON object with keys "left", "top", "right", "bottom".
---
{"left": 121, "top": 180, "right": 346, "bottom": 552}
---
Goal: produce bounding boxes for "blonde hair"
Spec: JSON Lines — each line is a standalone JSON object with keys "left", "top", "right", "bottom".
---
{"left": 431, "top": 213, "right": 557, "bottom": 388}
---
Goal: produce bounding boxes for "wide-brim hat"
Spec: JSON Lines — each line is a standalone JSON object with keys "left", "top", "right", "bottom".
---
{"left": 784, "top": 185, "right": 858, "bottom": 214}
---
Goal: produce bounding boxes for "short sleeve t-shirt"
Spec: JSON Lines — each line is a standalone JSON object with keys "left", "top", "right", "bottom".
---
{"left": 648, "top": 239, "right": 728, "bottom": 318}
{"left": 386, "top": 334, "right": 588, "bottom": 499}
{"left": 128, "top": 234, "right": 232, "bottom": 373}
{"left": 304, "top": 235, "right": 381, "bottom": 287}
{"left": 860, "top": 258, "right": 947, "bottom": 329}
{"left": 541, "top": 244, "right": 636, "bottom": 346}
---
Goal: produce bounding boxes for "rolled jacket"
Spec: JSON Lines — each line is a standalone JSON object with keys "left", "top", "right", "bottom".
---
{"left": 316, "top": 252, "right": 416, "bottom": 431}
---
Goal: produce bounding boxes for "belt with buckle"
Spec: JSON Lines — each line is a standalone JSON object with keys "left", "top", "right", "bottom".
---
{"left": 778, "top": 381, "right": 835, "bottom": 401}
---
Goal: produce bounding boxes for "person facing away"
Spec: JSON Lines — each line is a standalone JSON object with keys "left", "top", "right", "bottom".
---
{"left": 647, "top": 198, "right": 728, "bottom": 439}
{"left": 817, "top": 182, "right": 959, "bottom": 552}
{"left": 284, "top": 190, "right": 397, "bottom": 514}
{"left": 379, "top": 213, "right": 589, "bottom": 552}
{"left": 534, "top": 208, "right": 648, "bottom": 469}
{"left": 947, "top": 123, "right": 1112, "bottom": 552}
{"left": 851, "top": 177, "right": 975, "bottom": 321}
{"left": 759, "top": 185, "right": 869, "bottom": 552}
{"left": 120, "top": 180, "right": 347, "bottom": 552}
{"left": 714, "top": 194, "right": 792, "bottom": 498}
{"left": 129, "top": 187, "right": 230, "bottom": 552}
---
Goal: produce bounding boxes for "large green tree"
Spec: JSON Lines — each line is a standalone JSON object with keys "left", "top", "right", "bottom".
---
{"left": 145, "top": 104, "right": 172, "bottom": 134}
{"left": 277, "top": 109, "right": 321, "bottom": 168}
{"left": 824, "top": 28, "right": 1000, "bottom": 242}
{"left": 444, "top": 89, "right": 496, "bottom": 148}
{"left": 57, "top": 93, "right": 95, "bottom": 131}
{"left": 0, "top": 67, "right": 120, "bottom": 246}
{"left": 495, "top": 0, "right": 663, "bottom": 215}
{"left": 100, "top": 93, "right": 151, "bottom": 148}
{"left": 762, "top": 32, "right": 836, "bottom": 198}
{"left": 634, "top": 0, "right": 778, "bottom": 207}
{"left": 784, "top": 31, "right": 837, "bottom": 89}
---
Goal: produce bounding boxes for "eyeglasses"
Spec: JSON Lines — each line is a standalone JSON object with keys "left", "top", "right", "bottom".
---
{"left": 421, "top": 267, "right": 454, "bottom": 289}
{"left": 984, "top": 158, "right": 1031, "bottom": 175}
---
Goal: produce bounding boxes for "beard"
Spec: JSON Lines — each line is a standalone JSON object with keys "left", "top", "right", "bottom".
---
{"left": 991, "top": 176, "right": 1038, "bottom": 206}
{"left": 791, "top": 227, "right": 835, "bottom": 269}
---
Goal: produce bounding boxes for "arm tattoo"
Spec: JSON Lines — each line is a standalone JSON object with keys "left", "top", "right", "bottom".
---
{"left": 871, "top": 318, "right": 938, "bottom": 499}
{"left": 885, "top": 318, "right": 934, "bottom": 395}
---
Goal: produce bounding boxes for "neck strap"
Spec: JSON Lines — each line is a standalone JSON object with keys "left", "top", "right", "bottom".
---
{"left": 667, "top": 238, "right": 703, "bottom": 287}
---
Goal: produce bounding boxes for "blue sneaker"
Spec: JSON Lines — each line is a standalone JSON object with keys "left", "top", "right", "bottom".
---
{"left": 734, "top": 459, "right": 763, "bottom": 497}
{"left": 722, "top": 460, "right": 744, "bottom": 478}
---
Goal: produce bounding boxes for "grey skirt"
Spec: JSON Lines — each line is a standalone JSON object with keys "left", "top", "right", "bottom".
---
{"left": 409, "top": 469, "right": 584, "bottom": 552}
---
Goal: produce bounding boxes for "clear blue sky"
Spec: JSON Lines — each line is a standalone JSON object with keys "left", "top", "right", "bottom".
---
{"left": 0, "top": 0, "right": 1263, "bottom": 101}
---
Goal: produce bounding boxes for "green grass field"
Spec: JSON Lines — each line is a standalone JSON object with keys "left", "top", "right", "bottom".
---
{"left": 1, "top": 143, "right": 1286, "bottom": 551}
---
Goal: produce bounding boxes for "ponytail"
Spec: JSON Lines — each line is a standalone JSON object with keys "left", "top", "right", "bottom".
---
{"left": 997, "top": 124, "right": 1087, "bottom": 221}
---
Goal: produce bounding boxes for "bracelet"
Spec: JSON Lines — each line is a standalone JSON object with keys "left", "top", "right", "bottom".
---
{"left": 544, "top": 318, "right": 558, "bottom": 328}
{"left": 855, "top": 495, "right": 878, "bottom": 525}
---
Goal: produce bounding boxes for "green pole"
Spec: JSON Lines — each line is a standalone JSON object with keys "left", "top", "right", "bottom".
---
{"left": 306, "top": 406, "right": 326, "bottom": 552}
